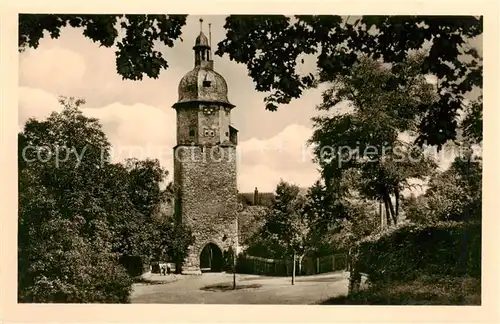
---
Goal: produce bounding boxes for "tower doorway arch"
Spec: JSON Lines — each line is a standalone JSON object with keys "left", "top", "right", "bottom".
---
{"left": 199, "top": 243, "right": 223, "bottom": 272}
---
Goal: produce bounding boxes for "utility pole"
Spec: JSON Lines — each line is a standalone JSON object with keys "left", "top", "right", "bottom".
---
{"left": 232, "top": 241, "right": 236, "bottom": 289}
{"left": 292, "top": 250, "right": 296, "bottom": 285}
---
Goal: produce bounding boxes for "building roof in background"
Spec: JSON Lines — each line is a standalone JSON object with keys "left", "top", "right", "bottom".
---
{"left": 237, "top": 187, "right": 309, "bottom": 207}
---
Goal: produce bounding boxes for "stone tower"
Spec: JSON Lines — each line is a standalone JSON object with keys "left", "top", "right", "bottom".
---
{"left": 172, "top": 19, "right": 239, "bottom": 274}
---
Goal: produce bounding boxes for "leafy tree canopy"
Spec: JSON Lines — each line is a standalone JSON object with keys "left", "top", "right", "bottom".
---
{"left": 309, "top": 55, "right": 439, "bottom": 225}
{"left": 19, "top": 15, "right": 482, "bottom": 147}
{"left": 19, "top": 14, "right": 187, "bottom": 80}
{"left": 18, "top": 97, "right": 193, "bottom": 301}
{"left": 247, "top": 180, "right": 309, "bottom": 258}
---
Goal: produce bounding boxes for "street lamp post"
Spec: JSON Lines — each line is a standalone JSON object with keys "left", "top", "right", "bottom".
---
{"left": 232, "top": 240, "right": 236, "bottom": 289}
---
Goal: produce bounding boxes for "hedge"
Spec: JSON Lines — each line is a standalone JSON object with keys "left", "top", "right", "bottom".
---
{"left": 352, "top": 221, "right": 481, "bottom": 284}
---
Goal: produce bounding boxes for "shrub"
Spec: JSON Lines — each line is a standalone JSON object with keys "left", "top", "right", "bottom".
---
{"left": 119, "top": 255, "right": 149, "bottom": 277}
{"left": 353, "top": 221, "right": 481, "bottom": 284}
{"left": 322, "top": 274, "right": 481, "bottom": 305}
{"left": 18, "top": 219, "right": 133, "bottom": 303}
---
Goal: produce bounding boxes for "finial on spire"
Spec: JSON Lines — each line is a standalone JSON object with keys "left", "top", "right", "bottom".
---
{"left": 208, "top": 23, "right": 212, "bottom": 55}
{"left": 199, "top": 18, "right": 204, "bottom": 32}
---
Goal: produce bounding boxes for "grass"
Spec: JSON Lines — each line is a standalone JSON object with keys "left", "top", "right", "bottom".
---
{"left": 201, "top": 283, "right": 263, "bottom": 292}
{"left": 320, "top": 275, "right": 481, "bottom": 305}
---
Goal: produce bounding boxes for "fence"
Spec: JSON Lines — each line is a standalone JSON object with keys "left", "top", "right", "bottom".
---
{"left": 236, "top": 253, "right": 348, "bottom": 276}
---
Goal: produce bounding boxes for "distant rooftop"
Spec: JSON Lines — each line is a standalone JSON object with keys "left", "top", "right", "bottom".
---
{"left": 238, "top": 186, "right": 308, "bottom": 207}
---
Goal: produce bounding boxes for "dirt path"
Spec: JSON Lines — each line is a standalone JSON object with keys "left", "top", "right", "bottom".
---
{"left": 131, "top": 271, "right": 350, "bottom": 304}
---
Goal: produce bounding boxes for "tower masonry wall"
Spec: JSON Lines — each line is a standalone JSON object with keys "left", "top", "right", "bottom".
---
{"left": 173, "top": 145, "right": 239, "bottom": 273}
{"left": 177, "top": 107, "right": 199, "bottom": 145}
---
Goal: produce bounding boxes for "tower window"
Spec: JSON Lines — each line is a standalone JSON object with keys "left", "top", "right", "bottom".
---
{"left": 203, "top": 80, "right": 211, "bottom": 87}
{"left": 225, "top": 132, "right": 229, "bottom": 136}
{"left": 189, "top": 129, "right": 195, "bottom": 137}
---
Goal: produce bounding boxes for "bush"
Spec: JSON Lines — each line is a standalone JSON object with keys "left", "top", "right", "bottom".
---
{"left": 353, "top": 221, "right": 481, "bottom": 284}
{"left": 322, "top": 274, "right": 480, "bottom": 305}
{"left": 119, "top": 255, "right": 149, "bottom": 277}
{"left": 18, "top": 222, "right": 133, "bottom": 303}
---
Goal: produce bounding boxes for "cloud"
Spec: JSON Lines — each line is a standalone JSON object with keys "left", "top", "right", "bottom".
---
{"left": 19, "top": 47, "right": 86, "bottom": 94}
{"left": 237, "top": 124, "right": 319, "bottom": 192}
{"left": 238, "top": 163, "right": 319, "bottom": 193}
{"left": 18, "top": 87, "right": 63, "bottom": 126}
{"left": 18, "top": 87, "right": 320, "bottom": 191}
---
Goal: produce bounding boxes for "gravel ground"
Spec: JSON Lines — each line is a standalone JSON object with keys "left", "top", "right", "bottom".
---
{"left": 131, "top": 271, "right": 350, "bottom": 304}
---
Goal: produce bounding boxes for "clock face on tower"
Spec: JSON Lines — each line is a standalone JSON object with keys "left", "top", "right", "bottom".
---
{"left": 202, "top": 105, "right": 216, "bottom": 115}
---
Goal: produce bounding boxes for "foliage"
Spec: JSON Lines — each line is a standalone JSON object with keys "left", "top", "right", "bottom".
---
{"left": 151, "top": 214, "right": 195, "bottom": 273}
{"left": 18, "top": 97, "right": 132, "bottom": 302}
{"left": 217, "top": 15, "right": 482, "bottom": 147}
{"left": 353, "top": 220, "right": 481, "bottom": 284}
{"left": 18, "top": 219, "right": 132, "bottom": 303}
{"left": 263, "top": 180, "right": 309, "bottom": 256}
{"left": 424, "top": 152, "right": 482, "bottom": 222}
{"left": 246, "top": 180, "right": 309, "bottom": 259}
{"left": 302, "top": 180, "right": 348, "bottom": 254}
{"left": 329, "top": 198, "right": 380, "bottom": 251}
{"left": 400, "top": 193, "right": 431, "bottom": 224}
{"left": 110, "top": 158, "right": 173, "bottom": 261}
{"left": 19, "top": 14, "right": 187, "bottom": 80}
{"left": 309, "top": 55, "right": 438, "bottom": 225}
{"left": 20, "top": 15, "right": 482, "bottom": 148}
{"left": 18, "top": 97, "right": 193, "bottom": 301}
{"left": 237, "top": 205, "right": 269, "bottom": 245}
{"left": 460, "top": 96, "right": 483, "bottom": 144}
{"left": 124, "top": 158, "right": 170, "bottom": 217}
{"left": 321, "top": 274, "right": 481, "bottom": 305}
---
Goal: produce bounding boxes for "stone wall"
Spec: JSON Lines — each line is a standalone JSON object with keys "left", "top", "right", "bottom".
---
{"left": 174, "top": 144, "right": 239, "bottom": 273}
{"left": 176, "top": 107, "right": 198, "bottom": 145}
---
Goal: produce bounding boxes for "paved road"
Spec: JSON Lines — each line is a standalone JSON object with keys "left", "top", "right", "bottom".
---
{"left": 131, "top": 271, "right": 350, "bottom": 304}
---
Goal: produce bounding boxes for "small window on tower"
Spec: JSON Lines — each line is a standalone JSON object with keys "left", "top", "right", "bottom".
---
{"left": 203, "top": 80, "right": 211, "bottom": 87}
{"left": 189, "top": 128, "right": 195, "bottom": 137}
{"left": 225, "top": 132, "right": 229, "bottom": 137}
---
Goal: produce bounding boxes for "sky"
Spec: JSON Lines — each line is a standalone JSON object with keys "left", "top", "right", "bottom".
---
{"left": 18, "top": 15, "right": 482, "bottom": 193}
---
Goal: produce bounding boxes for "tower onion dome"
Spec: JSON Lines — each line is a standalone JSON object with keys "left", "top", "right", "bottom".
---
{"left": 173, "top": 19, "right": 234, "bottom": 109}
{"left": 195, "top": 31, "right": 209, "bottom": 47}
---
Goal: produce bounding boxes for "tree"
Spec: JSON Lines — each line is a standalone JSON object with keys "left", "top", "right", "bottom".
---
{"left": 309, "top": 55, "right": 438, "bottom": 226}
{"left": 19, "top": 14, "right": 187, "bottom": 80}
{"left": 460, "top": 95, "right": 483, "bottom": 144}
{"left": 124, "top": 158, "right": 170, "bottom": 217}
{"left": 425, "top": 151, "right": 482, "bottom": 222}
{"left": 258, "top": 180, "right": 309, "bottom": 284}
{"left": 17, "top": 96, "right": 194, "bottom": 301}
{"left": 20, "top": 15, "right": 481, "bottom": 147}
{"left": 329, "top": 198, "right": 380, "bottom": 252}
{"left": 109, "top": 158, "right": 172, "bottom": 266}
{"left": 150, "top": 212, "right": 195, "bottom": 274}
{"left": 18, "top": 97, "right": 132, "bottom": 302}
{"left": 217, "top": 15, "right": 482, "bottom": 148}
{"left": 401, "top": 193, "right": 432, "bottom": 224}
{"left": 302, "top": 179, "right": 349, "bottom": 256}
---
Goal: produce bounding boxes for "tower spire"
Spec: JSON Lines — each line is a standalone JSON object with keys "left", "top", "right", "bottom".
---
{"left": 199, "top": 18, "right": 203, "bottom": 32}
{"left": 208, "top": 23, "right": 212, "bottom": 60}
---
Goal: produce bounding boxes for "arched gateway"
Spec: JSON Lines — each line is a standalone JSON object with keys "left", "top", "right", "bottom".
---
{"left": 171, "top": 19, "right": 239, "bottom": 274}
{"left": 199, "top": 243, "right": 223, "bottom": 272}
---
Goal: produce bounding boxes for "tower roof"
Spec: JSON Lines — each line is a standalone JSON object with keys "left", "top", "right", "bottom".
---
{"left": 176, "top": 67, "right": 233, "bottom": 107}
{"left": 195, "top": 31, "right": 209, "bottom": 47}
{"left": 173, "top": 19, "right": 234, "bottom": 109}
